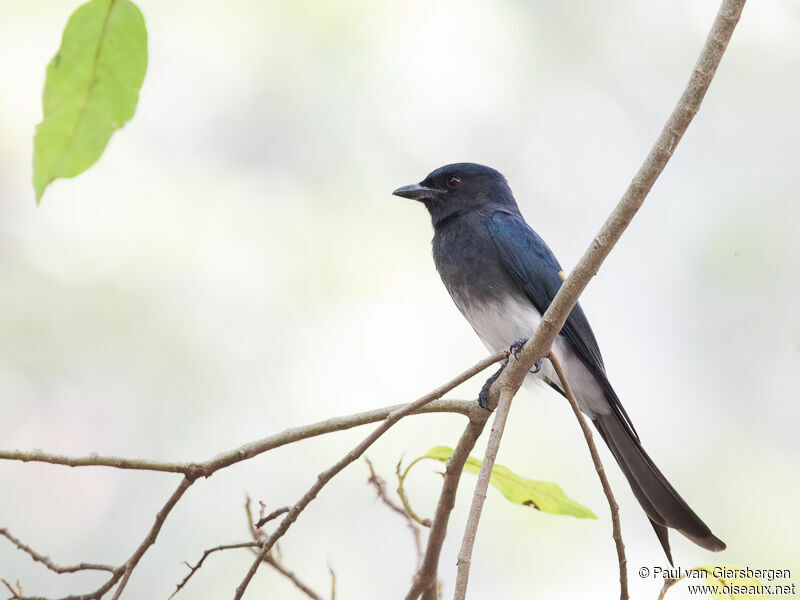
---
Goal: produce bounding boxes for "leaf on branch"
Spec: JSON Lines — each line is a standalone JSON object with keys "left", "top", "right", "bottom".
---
{"left": 660, "top": 564, "right": 767, "bottom": 600}
{"left": 417, "top": 446, "right": 596, "bottom": 519}
{"left": 33, "top": 0, "right": 148, "bottom": 203}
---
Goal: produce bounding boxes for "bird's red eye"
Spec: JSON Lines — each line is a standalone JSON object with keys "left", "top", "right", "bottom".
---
{"left": 447, "top": 176, "right": 461, "bottom": 188}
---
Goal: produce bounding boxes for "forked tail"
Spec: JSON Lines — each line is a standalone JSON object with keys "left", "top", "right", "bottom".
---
{"left": 592, "top": 409, "right": 725, "bottom": 564}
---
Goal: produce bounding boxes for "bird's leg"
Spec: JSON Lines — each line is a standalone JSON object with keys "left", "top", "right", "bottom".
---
{"left": 509, "top": 338, "right": 527, "bottom": 359}
{"left": 510, "top": 338, "right": 542, "bottom": 373}
{"left": 478, "top": 364, "right": 505, "bottom": 411}
{"left": 479, "top": 340, "right": 544, "bottom": 411}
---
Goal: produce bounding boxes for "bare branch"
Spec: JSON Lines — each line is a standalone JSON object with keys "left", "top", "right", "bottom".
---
{"left": 255, "top": 507, "right": 290, "bottom": 529}
{"left": 453, "top": 386, "right": 514, "bottom": 600}
{"left": 328, "top": 563, "right": 336, "bottom": 600}
{"left": 0, "top": 563, "right": 124, "bottom": 600}
{"left": 245, "top": 497, "right": 266, "bottom": 541}
{"left": 658, "top": 577, "right": 680, "bottom": 599}
{"left": 502, "top": 0, "right": 748, "bottom": 395}
{"left": 548, "top": 352, "right": 627, "bottom": 600}
{"left": 262, "top": 556, "right": 324, "bottom": 600}
{"left": 2, "top": 477, "right": 195, "bottom": 600}
{"left": 1, "top": 351, "right": 501, "bottom": 600}
{"left": 244, "top": 498, "right": 326, "bottom": 600}
{"left": 1, "top": 350, "right": 504, "bottom": 600}
{"left": 365, "top": 458, "right": 424, "bottom": 567}
{"left": 111, "top": 477, "right": 195, "bottom": 600}
{"left": 0, "top": 529, "right": 115, "bottom": 574}
{"left": 395, "top": 459, "right": 433, "bottom": 528}
{"left": 0, "top": 400, "right": 475, "bottom": 476}
{"left": 405, "top": 412, "right": 488, "bottom": 600}
{"left": 169, "top": 542, "right": 260, "bottom": 599}
{"left": 453, "top": 1, "right": 747, "bottom": 597}
{"left": 367, "top": 458, "right": 414, "bottom": 520}
{"left": 171, "top": 497, "right": 328, "bottom": 599}
{"left": 1, "top": 579, "right": 17, "bottom": 597}
{"left": 233, "top": 351, "right": 508, "bottom": 599}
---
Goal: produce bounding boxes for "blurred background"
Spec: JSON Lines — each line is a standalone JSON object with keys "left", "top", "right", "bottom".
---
{"left": 1, "top": 0, "right": 798, "bottom": 598}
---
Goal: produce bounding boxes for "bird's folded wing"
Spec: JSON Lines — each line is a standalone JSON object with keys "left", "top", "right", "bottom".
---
{"left": 487, "top": 211, "right": 638, "bottom": 438}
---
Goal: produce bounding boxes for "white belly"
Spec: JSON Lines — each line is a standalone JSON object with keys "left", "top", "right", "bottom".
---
{"left": 456, "top": 294, "right": 609, "bottom": 417}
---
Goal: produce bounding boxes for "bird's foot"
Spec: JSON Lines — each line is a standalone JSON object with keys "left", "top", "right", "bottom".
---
{"left": 478, "top": 365, "right": 505, "bottom": 411}
{"left": 509, "top": 338, "right": 528, "bottom": 360}
{"left": 509, "top": 339, "right": 542, "bottom": 374}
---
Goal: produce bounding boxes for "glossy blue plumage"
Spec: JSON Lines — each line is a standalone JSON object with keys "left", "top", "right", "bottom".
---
{"left": 394, "top": 162, "right": 725, "bottom": 561}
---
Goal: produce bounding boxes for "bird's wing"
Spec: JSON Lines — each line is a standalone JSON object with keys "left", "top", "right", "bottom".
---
{"left": 487, "top": 211, "right": 638, "bottom": 437}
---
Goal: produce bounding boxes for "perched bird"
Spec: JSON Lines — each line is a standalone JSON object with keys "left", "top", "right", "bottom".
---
{"left": 392, "top": 162, "right": 724, "bottom": 563}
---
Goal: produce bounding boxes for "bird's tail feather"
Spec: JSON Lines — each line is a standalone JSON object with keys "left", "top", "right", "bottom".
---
{"left": 592, "top": 409, "right": 726, "bottom": 563}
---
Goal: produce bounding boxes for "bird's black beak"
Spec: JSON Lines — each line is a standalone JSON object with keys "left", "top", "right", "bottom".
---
{"left": 392, "top": 183, "right": 440, "bottom": 201}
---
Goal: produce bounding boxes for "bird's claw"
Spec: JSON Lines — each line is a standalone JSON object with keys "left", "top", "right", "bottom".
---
{"left": 509, "top": 339, "right": 541, "bottom": 374}
{"left": 478, "top": 384, "right": 492, "bottom": 411}
{"left": 509, "top": 338, "right": 528, "bottom": 360}
{"left": 478, "top": 364, "right": 505, "bottom": 411}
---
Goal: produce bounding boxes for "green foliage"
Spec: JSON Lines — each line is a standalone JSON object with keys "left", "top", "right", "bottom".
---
{"left": 33, "top": 0, "right": 147, "bottom": 203}
{"left": 416, "top": 446, "right": 596, "bottom": 519}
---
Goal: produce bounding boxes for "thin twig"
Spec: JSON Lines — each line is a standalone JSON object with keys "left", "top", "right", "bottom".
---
{"left": 365, "top": 458, "right": 424, "bottom": 567}
{"left": 452, "top": 1, "right": 746, "bottom": 597}
{"left": 110, "top": 477, "right": 195, "bottom": 600}
{"left": 548, "top": 352, "right": 627, "bottom": 600}
{"left": 245, "top": 497, "right": 265, "bottom": 541}
{"left": 1, "top": 579, "right": 17, "bottom": 597}
{"left": 658, "top": 577, "right": 680, "bottom": 599}
{"left": 243, "top": 497, "right": 326, "bottom": 600}
{"left": 169, "top": 542, "right": 260, "bottom": 599}
{"left": 0, "top": 528, "right": 115, "bottom": 574}
{"left": 396, "top": 458, "right": 433, "bottom": 528}
{"left": 0, "top": 400, "right": 475, "bottom": 476}
{"left": 0, "top": 396, "right": 479, "bottom": 598}
{"left": 406, "top": 412, "right": 489, "bottom": 600}
{"left": 255, "top": 507, "right": 290, "bottom": 529}
{"left": 233, "top": 351, "right": 508, "bottom": 600}
{"left": 453, "top": 386, "right": 515, "bottom": 600}
{"left": 0, "top": 480, "right": 193, "bottom": 600}
{"left": 497, "top": 0, "right": 748, "bottom": 398}
{"left": 262, "top": 556, "right": 324, "bottom": 600}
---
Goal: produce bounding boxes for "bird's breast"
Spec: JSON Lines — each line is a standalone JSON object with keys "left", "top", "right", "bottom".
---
{"left": 454, "top": 293, "right": 543, "bottom": 354}
{"left": 431, "top": 215, "right": 540, "bottom": 352}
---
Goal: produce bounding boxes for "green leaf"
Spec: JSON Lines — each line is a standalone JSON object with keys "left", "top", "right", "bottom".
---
{"left": 33, "top": 0, "right": 148, "bottom": 203}
{"left": 661, "top": 564, "right": 767, "bottom": 600}
{"left": 420, "top": 446, "right": 596, "bottom": 519}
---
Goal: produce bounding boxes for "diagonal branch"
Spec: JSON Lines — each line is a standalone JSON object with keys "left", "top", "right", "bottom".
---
{"left": 453, "top": 386, "right": 514, "bottom": 600}
{"left": 232, "top": 351, "right": 508, "bottom": 599}
{"left": 365, "top": 458, "right": 425, "bottom": 568}
{"left": 169, "top": 542, "right": 261, "bottom": 599}
{"left": 255, "top": 507, "right": 290, "bottom": 529}
{"left": 453, "top": 1, "right": 747, "bottom": 597}
{"left": 262, "top": 555, "right": 325, "bottom": 600}
{"left": 0, "top": 528, "right": 115, "bottom": 574}
{"left": 405, "top": 410, "right": 490, "bottom": 600}
{"left": 548, "top": 352, "right": 627, "bottom": 600}
{"left": 110, "top": 476, "right": 195, "bottom": 600}
{"left": 169, "top": 538, "right": 325, "bottom": 600}
{"left": 244, "top": 498, "right": 326, "bottom": 600}
{"left": 1, "top": 478, "right": 192, "bottom": 600}
{"left": 0, "top": 400, "right": 476, "bottom": 476}
{"left": 1, "top": 351, "right": 504, "bottom": 600}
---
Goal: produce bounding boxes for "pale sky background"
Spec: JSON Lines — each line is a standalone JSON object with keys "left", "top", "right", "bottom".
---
{"left": 0, "top": 0, "right": 798, "bottom": 599}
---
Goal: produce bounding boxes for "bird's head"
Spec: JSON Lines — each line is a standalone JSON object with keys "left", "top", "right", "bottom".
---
{"left": 392, "top": 163, "right": 516, "bottom": 228}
